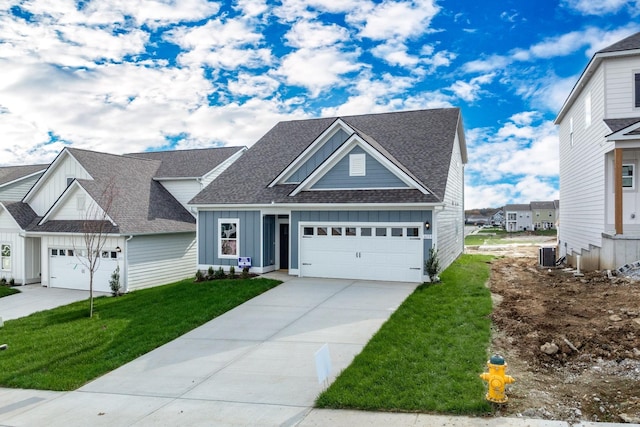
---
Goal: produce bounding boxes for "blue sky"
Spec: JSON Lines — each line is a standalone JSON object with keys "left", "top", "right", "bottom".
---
{"left": 1, "top": 0, "right": 639, "bottom": 208}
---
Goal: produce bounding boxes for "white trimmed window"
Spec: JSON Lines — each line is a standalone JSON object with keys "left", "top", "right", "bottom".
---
{"left": 623, "top": 164, "right": 634, "bottom": 189}
{"left": 218, "top": 219, "right": 239, "bottom": 258}
{"left": 349, "top": 153, "right": 366, "bottom": 176}
{"left": 1, "top": 244, "right": 10, "bottom": 271}
{"left": 635, "top": 72, "right": 640, "bottom": 108}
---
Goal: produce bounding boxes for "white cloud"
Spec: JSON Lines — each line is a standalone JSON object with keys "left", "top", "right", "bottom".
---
{"left": 448, "top": 73, "right": 495, "bottom": 103}
{"left": 274, "top": 0, "right": 364, "bottom": 22}
{"left": 561, "top": 0, "right": 640, "bottom": 15}
{"left": 276, "top": 47, "right": 362, "bottom": 97}
{"left": 371, "top": 40, "right": 419, "bottom": 67}
{"left": 285, "top": 20, "right": 351, "bottom": 49}
{"left": 350, "top": 0, "right": 440, "bottom": 41}
{"left": 227, "top": 72, "right": 280, "bottom": 98}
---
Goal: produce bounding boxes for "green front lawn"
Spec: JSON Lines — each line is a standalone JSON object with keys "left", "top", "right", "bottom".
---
{"left": 0, "top": 286, "right": 20, "bottom": 298}
{"left": 0, "top": 277, "right": 280, "bottom": 390}
{"left": 316, "top": 254, "right": 494, "bottom": 414}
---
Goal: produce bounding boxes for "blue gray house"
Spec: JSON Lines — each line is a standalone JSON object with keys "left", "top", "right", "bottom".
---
{"left": 190, "top": 108, "right": 467, "bottom": 282}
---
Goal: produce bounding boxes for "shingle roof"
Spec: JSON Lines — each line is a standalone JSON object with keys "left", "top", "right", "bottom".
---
{"left": 530, "top": 201, "right": 556, "bottom": 210}
{"left": 604, "top": 118, "right": 640, "bottom": 134}
{"left": 126, "top": 147, "right": 244, "bottom": 178}
{"left": 0, "top": 164, "right": 47, "bottom": 186}
{"left": 504, "top": 204, "right": 531, "bottom": 211}
{"left": 190, "top": 108, "right": 462, "bottom": 205}
{"left": 1, "top": 201, "right": 38, "bottom": 229}
{"left": 597, "top": 32, "right": 640, "bottom": 54}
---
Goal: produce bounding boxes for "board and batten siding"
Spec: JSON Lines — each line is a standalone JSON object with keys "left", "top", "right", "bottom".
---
{"left": 604, "top": 56, "right": 640, "bottom": 118}
{"left": 311, "top": 146, "right": 408, "bottom": 189}
{"left": 558, "top": 63, "right": 610, "bottom": 264}
{"left": 290, "top": 210, "right": 433, "bottom": 271}
{"left": 198, "top": 210, "right": 261, "bottom": 267}
{"left": 28, "top": 154, "right": 91, "bottom": 216}
{"left": 434, "top": 131, "right": 464, "bottom": 271}
{"left": 126, "top": 233, "right": 196, "bottom": 291}
{"left": 286, "top": 129, "right": 350, "bottom": 183}
{"left": 0, "top": 174, "right": 42, "bottom": 201}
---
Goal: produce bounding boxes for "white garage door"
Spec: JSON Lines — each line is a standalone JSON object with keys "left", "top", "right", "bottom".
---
{"left": 50, "top": 248, "right": 119, "bottom": 292}
{"left": 299, "top": 224, "right": 424, "bottom": 282}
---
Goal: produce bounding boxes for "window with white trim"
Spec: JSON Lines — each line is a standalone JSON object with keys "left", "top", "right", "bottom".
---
{"left": 623, "top": 164, "right": 634, "bottom": 189}
{"left": 1, "top": 244, "right": 11, "bottom": 271}
{"left": 218, "top": 219, "right": 239, "bottom": 258}
{"left": 349, "top": 153, "right": 366, "bottom": 176}
{"left": 569, "top": 117, "right": 574, "bottom": 147}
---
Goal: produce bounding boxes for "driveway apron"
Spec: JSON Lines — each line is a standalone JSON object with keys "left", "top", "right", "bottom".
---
{"left": 0, "top": 277, "right": 418, "bottom": 427}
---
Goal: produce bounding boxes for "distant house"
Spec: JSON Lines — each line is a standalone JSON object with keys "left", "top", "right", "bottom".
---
{"left": 0, "top": 165, "right": 48, "bottom": 201}
{"left": 531, "top": 201, "right": 557, "bottom": 230}
{"left": 190, "top": 109, "right": 468, "bottom": 283}
{"left": 504, "top": 204, "right": 533, "bottom": 232}
{"left": 491, "top": 210, "right": 504, "bottom": 227}
{"left": 555, "top": 31, "right": 640, "bottom": 270}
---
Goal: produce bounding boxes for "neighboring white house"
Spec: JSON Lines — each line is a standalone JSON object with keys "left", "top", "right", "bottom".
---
{"left": 556, "top": 31, "right": 640, "bottom": 270}
{"left": 190, "top": 108, "right": 467, "bottom": 283}
{"left": 504, "top": 204, "right": 533, "bottom": 232}
{"left": 0, "top": 147, "right": 244, "bottom": 289}
{"left": 0, "top": 165, "right": 47, "bottom": 202}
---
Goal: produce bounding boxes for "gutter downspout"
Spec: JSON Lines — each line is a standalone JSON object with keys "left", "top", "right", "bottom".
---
{"left": 124, "top": 235, "right": 133, "bottom": 292}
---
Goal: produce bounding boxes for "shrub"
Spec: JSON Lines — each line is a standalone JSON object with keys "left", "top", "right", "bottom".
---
{"left": 9, "top": 278, "right": 14, "bottom": 286}
{"left": 214, "top": 267, "right": 225, "bottom": 279}
{"left": 0, "top": 278, "right": 6, "bottom": 286}
{"left": 207, "top": 266, "right": 214, "bottom": 279}
{"left": 425, "top": 247, "right": 441, "bottom": 283}
{"left": 229, "top": 266, "right": 235, "bottom": 278}
{"left": 109, "top": 266, "right": 122, "bottom": 296}
{"left": 241, "top": 267, "right": 250, "bottom": 279}
{"left": 195, "top": 270, "right": 204, "bottom": 282}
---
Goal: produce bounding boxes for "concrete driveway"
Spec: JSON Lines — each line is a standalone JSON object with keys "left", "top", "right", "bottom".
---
{"left": 0, "top": 276, "right": 418, "bottom": 426}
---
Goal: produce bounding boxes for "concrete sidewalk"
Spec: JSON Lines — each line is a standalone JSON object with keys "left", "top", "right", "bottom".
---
{"left": 0, "top": 277, "right": 636, "bottom": 427}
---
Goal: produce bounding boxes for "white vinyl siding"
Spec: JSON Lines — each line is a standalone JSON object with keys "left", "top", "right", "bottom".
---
{"left": 559, "top": 62, "right": 609, "bottom": 258}
{"left": 605, "top": 57, "right": 640, "bottom": 118}
{"left": 28, "top": 154, "right": 91, "bottom": 216}
{"left": 434, "top": 131, "right": 465, "bottom": 271}
{"left": 126, "top": 233, "right": 196, "bottom": 291}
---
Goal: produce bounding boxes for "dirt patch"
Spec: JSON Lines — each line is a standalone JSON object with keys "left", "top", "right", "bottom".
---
{"left": 481, "top": 246, "right": 640, "bottom": 424}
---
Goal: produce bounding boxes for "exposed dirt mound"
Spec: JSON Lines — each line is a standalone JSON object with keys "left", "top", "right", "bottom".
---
{"left": 486, "top": 248, "right": 640, "bottom": 424}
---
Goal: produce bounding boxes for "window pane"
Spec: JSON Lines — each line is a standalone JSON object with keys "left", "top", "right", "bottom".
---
{"left": 317, "top": 227, "right": 327, "bottom": 236}
{"left": 221, "top": 240, "right": 237, "bottom": 255}
{"left": 360, "top": 227, "right": 372, "bottom": 236}
{"left": 635, "top": 73, "right": 640, "bottom": 108}
{"left": 1, "top": 245, "right": 9, "bottom": 257}
{"left": 391, "top": 227, "right": 403, "bottom": 237}
{"left": 59, "top": 249, "right": 66, "bottom": 256}
{"left": 67, "top": 249, "right": 74, "bottom": 256}
{"left": 51, "top": 249, "right": 58, "bottom": 256}
{"left": 303, "top": 227, "right": 314, "bottom": 236}
{"left": 407, "top": 227, "right": 419, "bottom": 237}
{"left": 332, "top": 227, "right": 342, "bottom": 236}
{"left": 346, "top": 227, "right": 356, "bottom": 236}
{"left": 221, "top": 223, "right": 237, "bottom": 238}
{"left": 376, "top": 227, "right": 387, "bottom": 237}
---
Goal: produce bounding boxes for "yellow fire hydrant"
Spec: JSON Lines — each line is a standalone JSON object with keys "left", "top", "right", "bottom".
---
{"left": 480, "top": 354, "right": 515, "bottom": 404}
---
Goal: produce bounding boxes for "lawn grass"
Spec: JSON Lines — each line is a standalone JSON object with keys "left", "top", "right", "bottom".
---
{"left": 0, "top": 277, "right": 279, "bottom": 390}
{"left": 0, "top": 286, "right": 20, "bottom": 298}
{"left": 465, "top": 229, "right": 556, "bottom": 246}
{"left": 316, "top": 254, "right": 494, "bottom": 414}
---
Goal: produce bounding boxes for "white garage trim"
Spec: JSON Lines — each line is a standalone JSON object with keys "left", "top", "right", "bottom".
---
{"left": 298, "top": 221, "right": 424, "bottom": 283}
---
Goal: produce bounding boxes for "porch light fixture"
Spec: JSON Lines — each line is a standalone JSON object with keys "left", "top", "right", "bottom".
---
{"left": 115, "top": 246, "right": 122, "bottom": 253}
{"left": 425, "top": 221, "right": 430, "bottom": 230}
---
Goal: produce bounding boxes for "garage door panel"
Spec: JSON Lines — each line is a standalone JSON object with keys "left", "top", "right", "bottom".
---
{"left": 300, "top": 224, "right": 423, "bottom": 283}
{"left": 50, "top": 248, "right": 117, "bottom": 292}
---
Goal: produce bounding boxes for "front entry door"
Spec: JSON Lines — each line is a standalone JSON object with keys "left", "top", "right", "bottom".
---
{"left": 279, "top": 224, "right": 289, "bottom": 269}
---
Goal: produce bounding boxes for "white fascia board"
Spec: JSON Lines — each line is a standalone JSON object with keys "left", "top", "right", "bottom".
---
{"left": 289, "top": 134, "right": 429, "bottom": 196}
{"left": 268, "top": 119, "right": 354, "bottom": 187}
{"left": 23, "top": 148, "right": 92, "bottom": 203}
